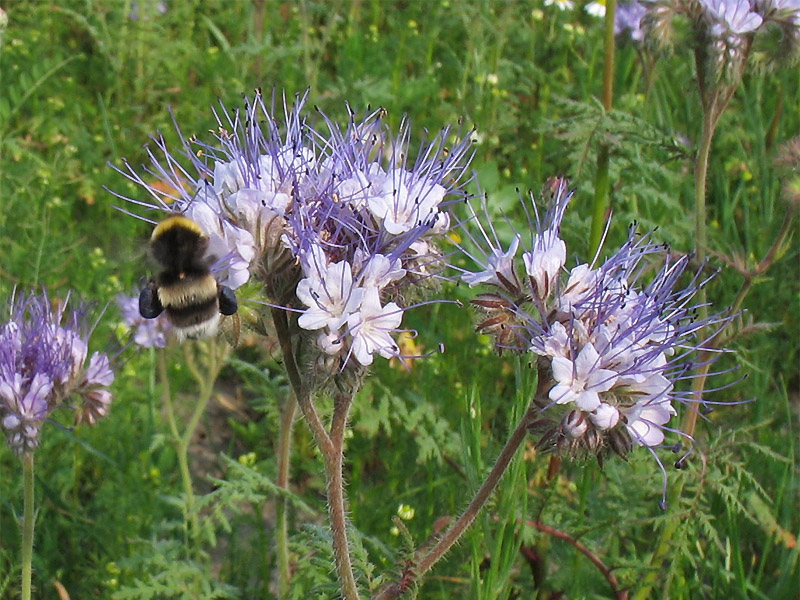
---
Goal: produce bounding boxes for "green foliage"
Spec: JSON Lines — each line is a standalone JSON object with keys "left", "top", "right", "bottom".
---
{"left": 112, "top": 539, "right": 239, "bottom": 600}
{"left": 0, "top": 1, "right": 797, "bottom": 599}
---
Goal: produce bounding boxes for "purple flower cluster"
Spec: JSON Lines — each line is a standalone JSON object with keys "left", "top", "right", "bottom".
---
{"left": 111, "top": 91, "right": 474, "bottom": 368}
{"left": 0, "top": 292, "right": 115, "bottom": 455}
{"left": 617, "top": 1, "right": 800, "bottom": 63}
{"left": 615, "top": 1, "right": 649, "bottom": 42}
{"left": 117, "top": 293, "right": 172, "bottom": 348}
{"left": 457, "top": 179, "right": 732, "bottom": 463}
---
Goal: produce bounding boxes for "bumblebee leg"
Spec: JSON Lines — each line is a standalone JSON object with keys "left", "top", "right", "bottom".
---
{"left": 139, "top": 282, "right": 164, "bottom": 319}
{"left": 218, "top": 285, "right": 238, "bottom": 316}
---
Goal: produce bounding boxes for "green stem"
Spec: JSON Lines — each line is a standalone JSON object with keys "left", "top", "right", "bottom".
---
{"left": 271, "top": 303, "right": 359, "bottom": 597}
{"left": 21, "top": 452, "right": 35, "bottom": 600}
{"left": 631, "top": 483, "right": 684, "bottom": 600}
{"left": 271, "top": 306, "right": 335, "bottom": 595}
{"left": 271, "top": 307, "right": 302, "bottom": 398}
{"left": 638, "top": 105, "right": 719, "bottom": 598}
{"left": 276, "top": 393, "right": 298, "bottom": 598}
{"left": 183, "top": 342, "right": 226, "bottom": 529}
{"left": 590, "top": 147, "right": 611, "bottom": 257}
{"left": 601, "top": 1, "right": 616, "bottom": 112}
{"left": 159, "top": 349, "right": 199, "bottom": 537}
{"left": 694, "top": 105, "right": 716, "bottom": 280}
{"left": 161, "top": 342, "right": 227, "bottom": 543}
{"left": 589, "top": 0, "right": 616, "bottom": 257}
{"left": 639, "top": 85, "right": 735, "bottom": 598}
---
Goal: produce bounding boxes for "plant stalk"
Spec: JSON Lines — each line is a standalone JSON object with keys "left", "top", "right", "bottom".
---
{"left": 324, "top": 392, "right": 360, "bottom": 600}
{"left": 415, "top": 402, "right": 538, "bottom": 576}
{"left": 21, "top": 452, "right": 35, "bottom": 600}
{"left": 161, "top": 342, "right": 226, "bottom": 543}
{"left": 589, "top": 0, "right": 616, "bottom": 257}
{"left": 276, "top": 392, "right": 298, "bottom": 598}
{"left": 374, "top": 368, "right": 548, "bottom": 600}
{"left": 271, "top": 306, "right": 346, "bottom": 594}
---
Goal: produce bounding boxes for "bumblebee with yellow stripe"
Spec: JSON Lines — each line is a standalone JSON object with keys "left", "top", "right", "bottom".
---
{"left": 139, "top": 213, "right": 238, "bottom": 341}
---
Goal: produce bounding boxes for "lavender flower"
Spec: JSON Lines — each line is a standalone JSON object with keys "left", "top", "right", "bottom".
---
{"left": 615, "top": 1, "right": 649, "bottom": 41}
{"left": 700, "top": 0, "right": 764, "bottom": 38}
{"left": 117, "top": 293, "right": 172, "bottom": 348}
{"left": 457, "top": 179, "right": 735, "bottom": 493}
{"left": 110, "top": 90, "right": 475, "bottom": 373}
{"left": 0, "top": 292, "right": 115, "bottom": 455}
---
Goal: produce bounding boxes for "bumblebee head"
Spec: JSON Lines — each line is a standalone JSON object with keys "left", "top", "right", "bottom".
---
{"left": 150, "top": 214, "right": 210, "bottom": 273}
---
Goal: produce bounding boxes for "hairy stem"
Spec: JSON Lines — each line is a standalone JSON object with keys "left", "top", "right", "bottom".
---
{"left": 415, "top": 402, "right": 538, "bottom": 575}
{"left": 685, "top": 86, "right": 731, "bottom": 440}
{"left": 21, "top": 452, "right": 35, "bottom": 600}
{"left": 271, "top": 306, "right": 343, "bottom": 593}
{"left": 643, "top": 81, "right": 732, "bottom": 597}
{"left": 325, "top": 392, "right": 360, "bottom": 600}
{"left": 271, "top": 307, "right": 302, "bottom": 399}
{"left": 374, "top": 368, "right": 548, "bottom": 600}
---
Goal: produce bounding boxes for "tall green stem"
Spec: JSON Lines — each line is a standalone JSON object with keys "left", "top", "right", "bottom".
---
{"left": 161, "top": 342, "right": 227, "bottom": 543}
{"left": 589, "top": 0, "right": 616, "bottom": 257}
{"left": 276, "top": 392, "right": 298, "bottom": 598}
{"left": 21, "top": 452, "right": 35, "bottom": 600}
{"left": 590, "top": 148, "right": 611, "bottom": 257}
{"left": 270, "top": 307, "right": 302, "bottom": 597}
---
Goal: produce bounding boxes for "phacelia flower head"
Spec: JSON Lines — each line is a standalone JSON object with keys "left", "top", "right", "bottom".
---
{"left": 700, "top": 0, "right": 764, "bottom": 39}
{"left": 0, "top": 291, "right": 116, "bottom": 455}
{"left": 456, "top": 179, "right": 737, "bottom": 499}
{"left": 643, "top": 0, "right": 800, "bottom": 70}
{"left": 110, "top": 90, "right": 475, "bottom": 376}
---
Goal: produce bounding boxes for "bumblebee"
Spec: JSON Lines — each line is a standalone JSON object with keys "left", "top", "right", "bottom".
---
{"left": 139, "top": 213, "right": 238, "bottom": 341}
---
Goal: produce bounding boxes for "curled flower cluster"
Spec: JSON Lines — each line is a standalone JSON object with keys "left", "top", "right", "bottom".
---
{"left": 457, "top": 179, "right": 732, "bottom": 467}
{"left": 641, "top": 0, "right": 800, "bottom": 68}
{"left": 111, "top": 91, "right": 474, "bottom": 372}
{"left": 0, "top": 292, "right": 115, "bottom": 455}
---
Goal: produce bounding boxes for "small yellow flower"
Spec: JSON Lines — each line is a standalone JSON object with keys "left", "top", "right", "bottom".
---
{"left": 397, "top": 504, "right": 416, "bottom": 520}
{"left": 238, "top": 452, "right": 258, "bottom": 467}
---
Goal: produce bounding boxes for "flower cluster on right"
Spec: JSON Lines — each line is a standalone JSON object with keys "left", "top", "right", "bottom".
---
{"left": 457, "top": 179, "right": 732, "bottom": 464}
{"left": 617, "top": 0, "right": 800, "bottom": 60}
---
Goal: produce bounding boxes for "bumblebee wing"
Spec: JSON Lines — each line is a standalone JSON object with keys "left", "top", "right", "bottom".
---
{"left": 139, "top": 282, "right": 164, "bottom": 319}
{"left": 218, "top": 285, "right": 238, "bottom": 316}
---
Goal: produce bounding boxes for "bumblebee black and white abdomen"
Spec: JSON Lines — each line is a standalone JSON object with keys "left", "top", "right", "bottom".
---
{"left": 138, "top": 214, "right": 239, "bottom": 342}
